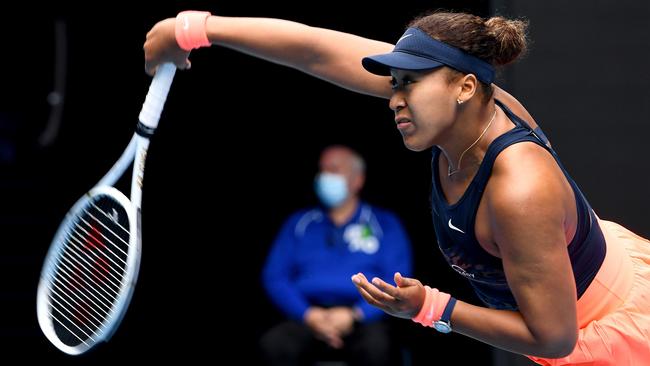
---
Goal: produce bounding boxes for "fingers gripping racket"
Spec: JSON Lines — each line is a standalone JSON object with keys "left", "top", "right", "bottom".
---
{"left": 36, "top": 63, "right": 176, "bottom": 355}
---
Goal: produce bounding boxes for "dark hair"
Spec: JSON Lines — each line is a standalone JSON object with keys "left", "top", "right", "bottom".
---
{"left": 408, "top": 12, "right": 528, "bottom": 97}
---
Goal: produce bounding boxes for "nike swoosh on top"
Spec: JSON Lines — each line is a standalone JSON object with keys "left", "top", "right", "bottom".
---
{"left": 396, "top": 33, "right": 413, "bottom": 45}
{"left": 448, "top": 219, "right": 465, "bottom": 234}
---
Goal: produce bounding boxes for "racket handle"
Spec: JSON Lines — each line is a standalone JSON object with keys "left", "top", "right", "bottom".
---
{"left": 139, "top": 63, "right": 177, "bottom": 129}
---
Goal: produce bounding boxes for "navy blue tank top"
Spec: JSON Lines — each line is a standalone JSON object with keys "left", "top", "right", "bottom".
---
{"left": 430, "top": 99, "right": 606, "bottom": 310}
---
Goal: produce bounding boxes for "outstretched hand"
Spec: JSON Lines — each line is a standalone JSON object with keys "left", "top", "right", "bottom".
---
{"left": 351, "top": 272, "right": 426, "bottom": 319}
{"left": 144, "top": 18, "right": 192, "bottom": 76}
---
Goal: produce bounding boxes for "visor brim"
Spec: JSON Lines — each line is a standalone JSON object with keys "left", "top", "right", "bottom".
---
{"left": 362, "top": 52, "right": 445, "bottom": 76}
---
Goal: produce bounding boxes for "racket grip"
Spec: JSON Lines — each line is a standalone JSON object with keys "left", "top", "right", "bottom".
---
{"left": 139, "top": 63, "right": 177, "bottom": 129}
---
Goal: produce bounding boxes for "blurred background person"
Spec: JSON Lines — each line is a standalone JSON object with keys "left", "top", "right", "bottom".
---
{"left": 260, "top": 145, "right": 413, "bottom": 366}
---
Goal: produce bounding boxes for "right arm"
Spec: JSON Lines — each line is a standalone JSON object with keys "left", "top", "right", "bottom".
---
{"left": 144, "top": 16, "right": 394, "bottom": 98}
{"left": 143, "top": 15, "right": 545, "bottom": 132}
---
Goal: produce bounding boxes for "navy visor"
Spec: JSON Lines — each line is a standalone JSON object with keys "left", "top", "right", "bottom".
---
{"left": 362, "top": 27, "right": 495, "bottom": 84}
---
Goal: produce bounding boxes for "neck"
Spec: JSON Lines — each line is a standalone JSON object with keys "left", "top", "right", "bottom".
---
{"left": 328, "top": 197, "right": 359, "bottom": 226}
{"left": 440, "top": 101, "right": 498, "bottom": 179}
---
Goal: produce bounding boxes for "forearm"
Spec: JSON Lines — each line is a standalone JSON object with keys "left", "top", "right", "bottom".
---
{"left": 452, "top": 300, "right": 576, "bottom": 358}
{"left": 205, "top": 16, "right": 393, "bottom": 97}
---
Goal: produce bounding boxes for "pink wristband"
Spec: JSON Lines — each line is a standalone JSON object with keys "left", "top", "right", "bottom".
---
{"left": 411, "top": 286, "right": 451, "bottom": 327}
{"left": 175, "top": 10, "right": 212, "bottom": 51}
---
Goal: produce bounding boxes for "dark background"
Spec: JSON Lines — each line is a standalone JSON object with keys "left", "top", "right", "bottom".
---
{"left": 0, "top": 1, "right": 648, "bottom": 364}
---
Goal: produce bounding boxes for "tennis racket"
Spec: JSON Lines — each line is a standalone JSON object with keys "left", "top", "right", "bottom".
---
{"left": 36, "top": 63, "right": 176, "bottom": 355}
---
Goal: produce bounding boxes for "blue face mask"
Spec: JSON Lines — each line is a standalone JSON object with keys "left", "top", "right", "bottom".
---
{"left": 314, "top": 173, "right": 348, "bottom": 208}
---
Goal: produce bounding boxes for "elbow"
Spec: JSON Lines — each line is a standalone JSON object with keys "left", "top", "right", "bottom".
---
{"left": 540, "top": 339, "right": 577, "bottom": 359}
{"left": 536, "top": 331, "right": 578, "bottom": 358}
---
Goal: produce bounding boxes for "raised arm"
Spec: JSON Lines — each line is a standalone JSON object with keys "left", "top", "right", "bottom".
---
{"left": 144, "top": 15, "right": 394, "bottom": 98}
{"left": 143, "top": 13, "right": 547, "bottom": 136}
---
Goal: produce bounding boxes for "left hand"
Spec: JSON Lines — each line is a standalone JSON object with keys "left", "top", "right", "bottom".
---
{"left": 351, "top": 272, "right": 425, "bottom": 319}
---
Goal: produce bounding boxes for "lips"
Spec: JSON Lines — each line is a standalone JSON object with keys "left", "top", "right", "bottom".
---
{"left": 395, "top": 116, "right": 411, "bottom": 125}
{"left": 395, "top": 116, "right": 413, "bottom": 130}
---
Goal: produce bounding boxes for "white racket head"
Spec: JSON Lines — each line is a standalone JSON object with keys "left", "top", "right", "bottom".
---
{"left": 36, "top": 186, "right": 141, "bottom": 355}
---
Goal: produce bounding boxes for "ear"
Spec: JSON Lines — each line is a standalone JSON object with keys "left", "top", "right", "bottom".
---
{"left": 349, "top": 173, "right": 365, "bottom": 196}
{"left": 457, "top": 74, "right": 479, "bottom": 104}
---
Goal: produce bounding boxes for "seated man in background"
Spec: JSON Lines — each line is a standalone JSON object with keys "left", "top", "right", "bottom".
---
{"left": 261, "top": 145, "right": 413, "bottom": 366}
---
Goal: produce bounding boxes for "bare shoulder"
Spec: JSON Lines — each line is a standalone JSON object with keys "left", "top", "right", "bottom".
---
{"left": 493, "top": 86, "right": 539, "bottom": 130}
{"left": 485, "top": 141, "right": 573, "bottom": 238}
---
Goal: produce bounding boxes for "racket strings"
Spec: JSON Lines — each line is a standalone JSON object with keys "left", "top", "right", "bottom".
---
{"left": 46, "top": 197, "right": 133, "bottom": 347}
{"left": 78, "top": 214, "right": 128, "bottom": 258}
{"left": 54, "top": 251, "right": 117, "bottom": 308}
{"left": 48, "top": 304, "right": 95, "bottom": 346}
{"left": 49, "top": 312, "right": 92, "bottom": 346}
{"left": 70, "top": 221, "right": 127, "bottom": 271}
{"left": 90, "top": 201, "right": 130, "bottom": 235}
{"left": 47, "top": 262, "right": 112, "bottom": 345}
{"left": 65, "top": 233, "right": 125, "bottom": 291}
{"left": 47, "top": 251, "right": 118, "bottom": 344}
{"left": 48, "top": 262, "right": 113, "bottom": 319}
{"left": 47, "top": 281, "right": 106, "bottom": 338}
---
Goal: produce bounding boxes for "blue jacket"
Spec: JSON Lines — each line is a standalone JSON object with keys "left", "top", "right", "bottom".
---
{"left": 262, "top": 202, "right": 412, "bottom": 322}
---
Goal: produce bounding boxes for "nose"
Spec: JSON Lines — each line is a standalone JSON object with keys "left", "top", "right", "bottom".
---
{"left": 389, "top": 93, "right": 406, "bottom": 113}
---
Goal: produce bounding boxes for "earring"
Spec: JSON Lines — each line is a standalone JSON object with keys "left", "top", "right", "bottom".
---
{"left": 457, "top": 99, "right": 464, "bottom": 105}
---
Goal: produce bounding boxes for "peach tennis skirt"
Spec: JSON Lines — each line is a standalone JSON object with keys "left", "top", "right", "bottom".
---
{"left": 529, "top": 220, "right": 650, "bottom": 366}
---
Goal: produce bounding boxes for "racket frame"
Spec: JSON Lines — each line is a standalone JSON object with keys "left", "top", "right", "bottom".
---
{"left": 36, "top": 63, "right": 176, "bottom": 355}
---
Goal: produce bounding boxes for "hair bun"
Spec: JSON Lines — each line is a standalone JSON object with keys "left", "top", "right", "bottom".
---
{"left": 485, "top": 16, "right": 528, "bottom": 66}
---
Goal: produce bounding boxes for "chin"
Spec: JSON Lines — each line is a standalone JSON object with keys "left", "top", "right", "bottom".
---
{"left": 402, "top": 138, "right": 429, "bottom": 152}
